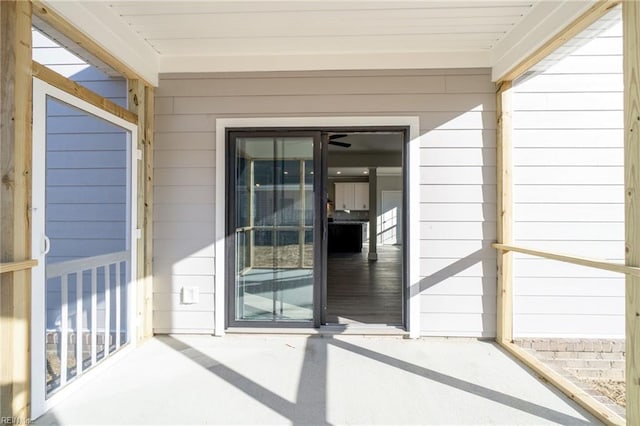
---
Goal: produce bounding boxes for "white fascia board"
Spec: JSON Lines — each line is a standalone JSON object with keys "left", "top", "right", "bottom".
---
{"left": 42, "top": 1, "right": 159, "bottom": 86}
{"left": 160, "top": 51, "right": 490, "bottom": 74}
{"left": 490, "top": 0, "right": 597, "bottom": 82}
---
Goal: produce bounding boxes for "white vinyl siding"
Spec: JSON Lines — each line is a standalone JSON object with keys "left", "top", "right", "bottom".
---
{"left": 512, "top": 16, "right": 624, "bottom": 338}
{"left": 154, "top": 69, "right": 496, "bottom": 336}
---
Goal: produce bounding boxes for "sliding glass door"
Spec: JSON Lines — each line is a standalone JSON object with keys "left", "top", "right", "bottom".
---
{"left": 228, "top": 132, "right": 322, "bottom": 326}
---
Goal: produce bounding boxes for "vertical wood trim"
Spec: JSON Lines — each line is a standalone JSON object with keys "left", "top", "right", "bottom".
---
{"left": 623, "top": 2, "right": 640, "bottom": 423}
{"left": 143, "top": 86, "right": 154, "bottom": 338}
{"left": 496, "top": 80, "right": 513, "bottom": 344}
{"left": 128, "top": 80, "right": 146, "bottom": 342}
{"left": 0, "top": 0, "right": 32, "bottom": 419}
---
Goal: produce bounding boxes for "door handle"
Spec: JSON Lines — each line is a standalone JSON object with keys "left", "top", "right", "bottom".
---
{"left": 43, "top": 235, "right": 51, "bottom": 255}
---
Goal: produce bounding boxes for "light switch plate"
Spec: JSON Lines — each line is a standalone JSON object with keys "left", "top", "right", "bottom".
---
{"left": 181, "top": 286, "right": 199, "bottom": 304}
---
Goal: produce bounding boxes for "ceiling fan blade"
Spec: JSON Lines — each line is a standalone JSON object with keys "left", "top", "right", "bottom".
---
{"left": 329, "top": 134, "right": 348, "bottom": 140}
{"left": 328, "top": 140, "right": 351, "bottom": 148}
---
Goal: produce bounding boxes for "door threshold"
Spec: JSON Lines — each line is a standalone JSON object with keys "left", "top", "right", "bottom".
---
{"left": 226, "top": 325, "right": 407, "bottom": 337}
{"left": 321, "top": 324, "right": 407, "bottom": 336}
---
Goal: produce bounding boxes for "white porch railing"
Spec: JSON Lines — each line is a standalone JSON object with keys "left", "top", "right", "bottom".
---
{"left": 45, "top": 251, "right": 128, "bottom": 394}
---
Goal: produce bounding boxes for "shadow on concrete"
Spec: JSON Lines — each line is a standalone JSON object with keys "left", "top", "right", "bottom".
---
{"left": 159, "top": 335, "right": 594, "bottom": 425}
{"left": 160, "top": 336, "right": 331, "bottom": 425}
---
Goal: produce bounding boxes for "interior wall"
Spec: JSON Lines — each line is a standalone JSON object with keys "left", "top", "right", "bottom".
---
{"left": 377, "top": 175, "right": 403, "bottom": 213}
{"left": 153, "top": 68, "right": 497, "bottom": 336}
{"left": 512, "top": 12, "right": 624, "bottom": 338}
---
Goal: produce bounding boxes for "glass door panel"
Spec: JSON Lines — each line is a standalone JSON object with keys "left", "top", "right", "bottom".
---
{"left": 233, "top": 136, "right": 316, "bottom": 322}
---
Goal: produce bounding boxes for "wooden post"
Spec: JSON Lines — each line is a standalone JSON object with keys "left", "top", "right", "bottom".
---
{"left": 623, "top": 2, "right": 640, "bottom": 423}
{"left": 496, "top": 80, "right": 513, "bottom": 344}
{"left": 143, "top": 86, "right": 154, "bottom": 338}
{"left": 128, "top": 80, "right": 147, "bottom": 342}
{"left": 0, "top": 0, "right": 32, "bottom": 419}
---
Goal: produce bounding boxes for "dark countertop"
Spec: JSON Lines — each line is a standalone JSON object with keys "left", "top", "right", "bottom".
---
{"left": 329, "top": 220, "right": 369, "bottom": 225}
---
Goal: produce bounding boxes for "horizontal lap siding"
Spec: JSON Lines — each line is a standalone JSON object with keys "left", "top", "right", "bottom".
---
{"left": 512, "top": 18, "right": 624, "bottom": 338}
{"left": 155, "top": 69, "right": 496, "bottom": 336}
{"left": 34, "top": 31, "right": 129, "bottom": 264}
{"left": 33, "top": 30, "right": 129, "bottom": 329}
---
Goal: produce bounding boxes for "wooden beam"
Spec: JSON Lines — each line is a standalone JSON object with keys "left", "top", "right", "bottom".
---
{"left": 494, "top": 243, "right": 640, "bottom": 277}
{"left": 499, "top": 0, "right": 621, "bottom": 82}
{"left": 0, "top": 260, "right": 38, "bottom": 275}
{"left": 128, "top": 80, "right": 147, "bottom": 342}
{"left": 498, "top": 341, "right": 625, "bottom": 426}
{"left": 32, "top": 61, "right": 137, "bottom": 124}
{"left": 142, "top": 85, "right": 154, "bottom": 338}
{"left": 496, "top": 80, "right": 513, "bottom": 344}
{"left": 623, "top": 1, "right": 640, "bottom": 423}
{"left": 32, "top": 0, "right": 152, "bottom": 86}
{"left": 0, "top": 0, "right": 32, "bottom": 419}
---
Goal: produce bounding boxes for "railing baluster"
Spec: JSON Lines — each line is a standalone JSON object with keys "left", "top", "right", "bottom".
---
{"left": 44, "top": 251, "right": 128, "bottom": 392}
{"left": 76, "top": 272, "right": 83, "bottom": 376}
{"left": 91, "top": 267, "right": 97, "bottom": 366}
{"left": 104, "top": 264, "right": 111, "bottom": 357}
{"left": 115, "top": 261, "right": 121, "bottom": 350}
{"left": 60, "top": 274, "right": 68, "bottom": 386}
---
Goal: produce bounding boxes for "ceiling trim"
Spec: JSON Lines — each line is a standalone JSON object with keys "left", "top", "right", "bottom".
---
{"left": 42, "top": 1, "right": 159, "bottom": 85}
{"left": 40, "top": 1, "right": 610, "bottom": 82}
{"left": 490, "top": 0, "right": 598, "bottom": 82}
{"left": 159, "top": 51, "right": 491, "bottom": 74}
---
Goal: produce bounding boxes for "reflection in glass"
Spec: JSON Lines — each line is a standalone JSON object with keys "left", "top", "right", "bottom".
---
{"left": 234, "top": 137, "right": 314, "bottom": 322}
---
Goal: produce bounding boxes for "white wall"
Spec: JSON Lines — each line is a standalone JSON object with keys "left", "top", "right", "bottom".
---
{"left": 512, "top": 15, "right": 624, "bottom": 338}
{"left": 154, "top": 69, "right": 496, "bottom": 336}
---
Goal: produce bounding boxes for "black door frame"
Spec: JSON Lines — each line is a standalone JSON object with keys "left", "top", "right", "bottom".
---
{"left": 226, "top": 130, "right": 323, "bottom": 328}
{"left": 225, "top": 126, "right": 409, "bottom": 329}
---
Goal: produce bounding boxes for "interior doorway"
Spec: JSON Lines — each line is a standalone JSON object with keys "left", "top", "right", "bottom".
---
{"left": 324, "top": 132, "right": 405, "bottom": 326}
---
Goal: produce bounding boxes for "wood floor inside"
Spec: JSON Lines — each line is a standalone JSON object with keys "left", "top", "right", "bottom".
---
{"left": 326, "top": 244, "right": 402, "bottom": 325}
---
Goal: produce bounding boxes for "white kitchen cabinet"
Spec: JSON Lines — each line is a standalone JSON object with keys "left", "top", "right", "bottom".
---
{"left": 334, "top": 182, "right": 352, "bottom": 210}
{"left": 354, "top": 182, "right": 369, "bottom": 210}
{"left": 334, "top": 182, "right": 369, "bottom": 210}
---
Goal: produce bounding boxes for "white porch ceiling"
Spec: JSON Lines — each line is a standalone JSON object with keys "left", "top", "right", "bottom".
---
{"left": 42, "top": 1, "right": 600, "bottom": 85}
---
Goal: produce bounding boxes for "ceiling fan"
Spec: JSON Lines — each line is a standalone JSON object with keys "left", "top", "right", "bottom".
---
{"left": 328, "top": 134, "right": 351, "bottom": 148}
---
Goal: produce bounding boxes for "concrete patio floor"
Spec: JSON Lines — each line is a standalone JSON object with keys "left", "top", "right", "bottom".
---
{"left": 34, "top": 334, "right": 602, "bottom": 425}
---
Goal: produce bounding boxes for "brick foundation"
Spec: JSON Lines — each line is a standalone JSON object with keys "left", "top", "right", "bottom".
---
{"left": 515, "top": 338, "right": 626, "bottom": 417}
